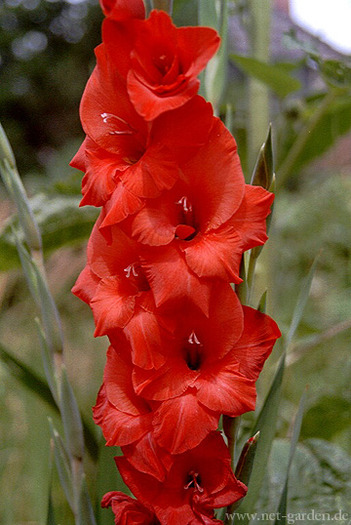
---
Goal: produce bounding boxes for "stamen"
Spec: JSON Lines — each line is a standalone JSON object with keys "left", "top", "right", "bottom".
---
{"left": 100, "top": 113, "right": 136, "bottom": 135}
{"left": 188, "top": 331, "right": 202, "bottom": 346}
{"left": 124, "top": 264, "right": 139, "bottom": 278}
{"left": 176, "top": 196, "right": 192, "bottom": 213}
{"left": 183, "top": 471, "right": 204, "bottom": 493}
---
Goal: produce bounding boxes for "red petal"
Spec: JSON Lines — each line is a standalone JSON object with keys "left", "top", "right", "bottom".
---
{"left": 91, "top": 276, "right": 136, "bottom": 335}
{"left": 101, "top": 491, "right": 156, "bottom": 525}
{"left": 120, "top": 142, "right": 181, "bottom": 197}
{"left": 71, "top": 265, "right": 99, "bottom": 305}
{"left": 100, "top": 181, "right": 144, "bottom": 228}
{"left": 104, "top": 346, "right": 149, "bottom": 415}
{"left": 152, "top": 392, "right": 219, "bottom": 453}
{"left": 196, "top": 365, "right": 256, "bottom": 416}
{"left": 80, "top": 44, "right": 146, "bottom": 155}
{"left": 115, "top": 456, "right": 163, "bottom": 508}
{"left": 177, "top": 25, "right": 220, "bottom": 78}
{"left": 128, "top": 68, "right": 199, "bottom": 120}
{"left": 77, "top": 137, "right": 123, "bottom": 207}
{"left": 133, "top": 357, "right": 196, "bottom": 401}
{"left": 228, "top": 306, "right": 281, "bottom": 381}
{"left": 182, "top": 229, "right": 243, "bottom": 283}
{"left": 122, "top": 432, "right": 169, "bottom": 481}
{"left": 142, "top": 245, "right": 211, "bottom": 315}
{"left": 93, "top": 385, "right": 152, "bottom": 446}
{"left": 201, "top": 283, "right": 244, "bottom": 359}
{"left": 228, "top": 184, "right": 274, "bottom": 250}
{"left": 152, "top": 96, "right": 214, "bottom": 161}
{"left": 87, "top": 219, "right": 138, "bottom": 277}
{"left": 182, "top": 119, "right": 245, "bottom": 231}
{"left": 100, "top": 0, "right": 145, "bottom": 19}
{"left": 123, "top": 304, "right": 166, "bottom": 369}
{"left": 126, "top": 11, "right": 219, "bottom": 120}
{"left": 175, "top": 224, "right": 196, "bottom": 240}
{"left": 70, "top": 138, "right": 87, "bottom": 171}
{"left": 131, "top": 197, "right": 176, "bottom": 246}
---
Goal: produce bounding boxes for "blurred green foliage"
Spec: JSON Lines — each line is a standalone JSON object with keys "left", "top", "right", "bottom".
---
{"left": 1, "top": 0, "right": 351, "bottom": 523}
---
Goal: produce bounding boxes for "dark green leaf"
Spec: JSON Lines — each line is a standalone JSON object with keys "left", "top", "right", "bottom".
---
{"left": 286, "top": 254, "right": 319, "bottom": 347}
{"left": 0, "top": 194, "right": 98, "bottom": 272}
{"left": 0, "top": 342, "right": 57, "bottom": 411}
{"left": 287, "top": 95, "right": 351, "bottom": 176}
{"left": 230, "top": 55, "right": 301, "bottom": 98}
{"left": 274, "top": 390, "right": 307, "bottom": 524}
{"left": 0, "top": 342, "right": 98, "bottom": 460}
{"left": 257, "top": 438, "right": 351, "bottom": 517}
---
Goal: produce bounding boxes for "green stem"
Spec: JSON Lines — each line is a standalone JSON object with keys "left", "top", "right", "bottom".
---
{"left": 223, "top": 416, "right": 241, "bottom": 472}
{"left": 277, "top": 89, "right": 337, "bottom": 188}
{"left": 246, "top": 250, "right": 258, "bottom": 304}
{"left": 247, "top": 0, "right": 272, "bottom": 175}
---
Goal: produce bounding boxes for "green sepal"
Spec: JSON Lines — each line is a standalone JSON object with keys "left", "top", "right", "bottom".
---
{"left": 77, "top": 475, "right": 97, "bottom": 525}
{"left": 14, "top": 235, "right": 64, "bottom": 356}
{"left": 47, "top": 446, "right": 58, "bottom": 525}
{"left": 35, "top": 318, "right": 59, "bottom": 404}
{"left": 257, "top": 290, "right": 267, "bottom": 313}
{"left": 250, "top": 124, "right": 274, "bottom": 189}
{"left": 235, "top": 431, "right": 260, "bottom": 484}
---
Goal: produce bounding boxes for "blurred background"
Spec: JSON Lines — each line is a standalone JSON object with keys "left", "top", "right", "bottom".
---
{"left": 0, "top": 0, "right": 350, "bottom": 523}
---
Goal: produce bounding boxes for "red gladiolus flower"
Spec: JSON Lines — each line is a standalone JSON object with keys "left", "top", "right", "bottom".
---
{"left": 72, "top": 43, "right": 214, "bottom": 211}
{"left": 73, "top": 210, "right": 213, "bottom": 325}
{"left": 101, "top": 491, "right": 159, "bottom": 525}
{"left": 115, "top": 432, "right": 247, "bottom": 525}
{"left": 103, "top": 10, "right": 220, "bottom": 120}
{"left": 94, "top": 343, "right": 176, "bottom": 480}
{"left": 133, "top": 306, "right": 281, "bottom": 453}
{"left": 93, "top": 347, "right": 153, "bottom": 447}
{"left": 128, "top": 118, "right": 274, "bottom": 284}
{"left": 72, "top": 217, "right": 176, "bottom": 369}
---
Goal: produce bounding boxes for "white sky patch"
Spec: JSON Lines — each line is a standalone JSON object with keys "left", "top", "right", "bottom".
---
{"left": 290, "top": 0, "right": 351, "bottom": 54}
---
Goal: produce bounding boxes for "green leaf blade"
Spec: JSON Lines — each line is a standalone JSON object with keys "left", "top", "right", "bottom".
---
{"left": 230, "top": 54, "right": 301, "bottom": 98}
{"left": 237, "top": 353, "right": 285, "bottom": 521}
